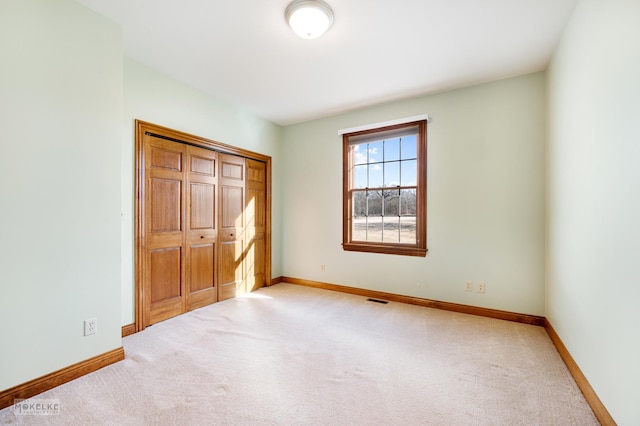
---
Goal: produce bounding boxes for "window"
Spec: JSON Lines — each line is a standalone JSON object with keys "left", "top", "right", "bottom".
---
{"left": 342, "top": 120, "right": 427, "bottom": 257}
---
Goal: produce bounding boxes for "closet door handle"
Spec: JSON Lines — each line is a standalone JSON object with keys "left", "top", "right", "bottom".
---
{"left": 230, "top": 233, "right": 234, "bottom": 237}
{"left": 200, "top": 236, "right": 204, "bottom": 239}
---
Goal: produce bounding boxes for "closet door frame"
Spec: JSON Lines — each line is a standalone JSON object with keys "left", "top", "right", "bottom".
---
{"left": 134, "top": 120, "right": 272, "bottom": 332}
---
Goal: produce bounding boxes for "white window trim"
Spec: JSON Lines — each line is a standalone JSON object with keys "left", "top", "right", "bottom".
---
{"left": 338, "top": 114, "right": 431, "bottom": 136}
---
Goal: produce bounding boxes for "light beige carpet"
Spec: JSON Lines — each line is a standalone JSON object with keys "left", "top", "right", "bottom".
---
{"left": 0, "top": 283, "right": 598, "bottom": 425}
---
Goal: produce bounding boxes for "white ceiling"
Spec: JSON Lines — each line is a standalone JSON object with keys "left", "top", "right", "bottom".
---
{"left": 76, "top": 0, "right": 578, "bottom": 126}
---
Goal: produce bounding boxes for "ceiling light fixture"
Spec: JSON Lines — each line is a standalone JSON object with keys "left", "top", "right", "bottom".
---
{"left": 285, "top": 0, "right": 334, "bottom": 40}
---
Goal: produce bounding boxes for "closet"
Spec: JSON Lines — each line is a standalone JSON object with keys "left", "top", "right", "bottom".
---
{"left": 135, "top": 121, "right": 270, "bottom": 330}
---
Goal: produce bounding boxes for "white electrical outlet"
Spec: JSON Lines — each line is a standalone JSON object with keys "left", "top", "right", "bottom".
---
{"left": 465, "top": 281, "right": 473, "bottom": 292}
{"left": 477, "top": 282, "right": 486, "bottom": 293}
{"left": 320, "top": 264, "right": 326, "bottom": 272}
{"left": 84, "top": 318, "right": 97, "bottom": 336}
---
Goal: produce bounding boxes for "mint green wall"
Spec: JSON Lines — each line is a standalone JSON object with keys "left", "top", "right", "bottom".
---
{"left": 282, "top": 73, "right": 546, "bottom": 316}
{"left": 546, "top": 1, "right": 640, "bottom": 424}
{"left": 2, "top": 3, "right": 635, "bottom": 422}
{"left": 0, "top": 0, "right": 123, "bottom": 390}
{"left": 121, "top": 58, "right": 283, "bottom": 325}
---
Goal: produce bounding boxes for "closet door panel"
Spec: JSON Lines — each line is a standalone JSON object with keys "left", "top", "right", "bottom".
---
{"left": 148, "top": 247, "right": 183, "bottom": 324}
{"left": 219, "top": 240, "right": 243, "bottom": 300}
{"left": 150, "top": 179, "right": 181, "bottom": 233}
{"left": 246, "top": 159, "right": 266, "bottom": 292}
{"left": 189, "top": 244, "right": 214, "bottom": 292}
{"left": 149, "top": 247, "right": 182, "bottom": 302}
{"left": 221, "top": 186, "right": 243, "bottom": 228}
{"left": 218, "top": 154, "right": 245, "bottom": 301}
{"left": 185, "top": 146, "right": 217, "bottom": 311}
{"left": 190, "top": 183, "right": 214, "bottom": 229}
{"left": 143, "top": 137, "right": 186, "bottom": 326}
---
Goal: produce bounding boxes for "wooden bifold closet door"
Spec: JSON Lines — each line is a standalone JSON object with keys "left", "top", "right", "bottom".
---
{"left": 142, "top": 136, "right": 218, "bottom": 326}
{"left": 217, "top": 156, "right": 267, "bottom": 300}
{"left": 137, "top": 121, "right": 270, "bottom": 330}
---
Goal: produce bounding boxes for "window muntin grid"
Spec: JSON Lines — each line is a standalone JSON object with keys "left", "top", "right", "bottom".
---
{"left": 349, "top": 135, "right": 418, "bottom": 243}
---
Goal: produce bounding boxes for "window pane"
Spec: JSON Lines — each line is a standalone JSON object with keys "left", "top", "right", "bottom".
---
{"left": 368, "top": 164, "right": 383, "bottom": 188}
{"left": 401, "top": 135, "right": 417, "bottom": 160}
{"left": 368, "top": 141, "right": 383, "bottom": 163}
{"left": 384, "top": 138, "right": 400, "bottom": 161}
{"left": 352, "top": 190, "right": 367, "bottom": 217}
{"left": 352, "top": 216, "right": 366, "bottom": 241}
{"left": 354, "top": 164, "right": 368, "bottom": 188}
{"left": 382, "top": 189, "right": 399, "bottom": 216}
{"left": 366, "top": 216, "right": 383, "bottom": 242}
{"left": 382, "top": 215, "right": 400, "bottom": 243}
{"left": 353, "top": 144, "right": 367, "bottom": 165}
{"left": 401, "top": 159, "right": 417, "bottom": 186}
{"left": 367, "top": 190, "right": 382, "bottom": 216}
{"left": 352, "top": 190, "right": 367, "bottom": 241}
{"left": 384, "top": 161, "right": 400, "bottom": 188}
{"left": 400, "top": 216, "right": 417, "bottom": 244}
{"left": 400, "top": 189, "right": 416, "bottom": 215}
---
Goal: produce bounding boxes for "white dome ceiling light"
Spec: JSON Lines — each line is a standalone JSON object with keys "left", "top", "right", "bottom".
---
{"left": 285, "top": 0, "right": 334, "bottom": 39}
